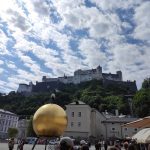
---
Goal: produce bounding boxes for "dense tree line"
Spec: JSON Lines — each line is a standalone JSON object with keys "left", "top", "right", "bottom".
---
{"left": 0, "top": 79, "right": 150, "bottom": 118}
{"left": 133, "top": 78, "right": 150, "bottom": 117}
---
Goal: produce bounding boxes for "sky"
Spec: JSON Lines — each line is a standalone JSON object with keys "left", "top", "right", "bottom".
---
{"left": 0, "top": 0, "right": 150, "bottom": 93}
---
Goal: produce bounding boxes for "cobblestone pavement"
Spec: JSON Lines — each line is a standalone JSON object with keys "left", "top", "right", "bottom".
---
{"left": 0, "top": 143, "right": 95, "bottom": 150}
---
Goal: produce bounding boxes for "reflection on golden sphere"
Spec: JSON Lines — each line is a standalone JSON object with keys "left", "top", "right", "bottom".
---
{"left": 33, "top": 104, "right": 67, "bottom": 137}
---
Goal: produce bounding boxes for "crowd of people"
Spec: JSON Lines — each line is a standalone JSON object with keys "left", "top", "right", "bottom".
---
{"left": 8, "top": 138, "right": 25, "bottom": 150}
{"left": 7, "top": 137, "right": 150, "bottom": 150}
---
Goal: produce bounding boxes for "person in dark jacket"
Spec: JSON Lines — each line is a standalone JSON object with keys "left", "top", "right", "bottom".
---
{"left": 8, "top": 138, "right": 15, "bottom": 150}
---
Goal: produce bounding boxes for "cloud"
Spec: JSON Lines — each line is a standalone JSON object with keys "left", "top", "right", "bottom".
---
{"left": 0, "top": 29, "right": 10, "bottom": 55}
{"left": 79, "top": 38, "right": 107, "bottom": 67}
{"left": 32, "top": 0, "right": 49, "bottom": 16}
{"left": 6, "top": 61, "right": 17, "bottom": 69}
{"left": 133, "top": 1, "right": 150, "bottom": 43}
{"left": 91, "top": 0, "right": 142, "bottom": 10}
{"left": 0, "top": 0, "right": 149, "bottom": 93}
{"left": 6, "top": 9, "right": 30, "bottom": 31}
{"left": 0, "top": 60, "right": 4, "bottom": 65}
{"left": 0, "top": 68, "right": 4, "bottom": 75}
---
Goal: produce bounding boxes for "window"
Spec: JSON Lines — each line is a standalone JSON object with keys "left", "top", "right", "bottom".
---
{"left": 78, "top": 112, "right": 81, "bottom": 117}
{"left": 71, "top": 122, "right": 74, "bottom": 127}
{"left": 78, "top": 122, "right": 81, "bottom": 127}
{"left": 71, "top": 112, "right": 74, "bottom": 117}
{"left": 134, "top": 128, "right": 137, "bottom": 131}
{"left": 124, "top": 128, "right": 128, "bottom": 131}
{"left": 112, "top": 127, "right": 115, "bottom": 131}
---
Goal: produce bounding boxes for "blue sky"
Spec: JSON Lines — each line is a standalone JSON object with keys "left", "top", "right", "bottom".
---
{"left": 0, "top": 0, "right": 150, "bottom": 93}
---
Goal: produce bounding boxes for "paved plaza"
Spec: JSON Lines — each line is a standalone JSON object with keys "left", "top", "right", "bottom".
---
{"left": 0, "top": 143, "right": 95, "bottom": 150}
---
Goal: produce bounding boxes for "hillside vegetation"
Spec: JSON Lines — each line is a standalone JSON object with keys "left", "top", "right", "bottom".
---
{"left": 0, "top": 79, "right": 149, "bottom": 118}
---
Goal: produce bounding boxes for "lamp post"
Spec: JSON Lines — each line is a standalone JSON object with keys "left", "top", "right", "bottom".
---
{"left": 128, "top": 98, "right": 133, "bottom": 116}
{"left": 31, "top": 92, "right": 67, "bottom": 150}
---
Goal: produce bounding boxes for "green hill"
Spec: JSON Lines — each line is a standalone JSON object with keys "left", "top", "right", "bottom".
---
{"left": 0, "top": 79, "right": 137, "bottom": 118}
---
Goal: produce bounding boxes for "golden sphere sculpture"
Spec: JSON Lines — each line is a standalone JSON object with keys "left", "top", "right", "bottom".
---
{"left": 33, "top": 104, "right": 67, "bottom": 137}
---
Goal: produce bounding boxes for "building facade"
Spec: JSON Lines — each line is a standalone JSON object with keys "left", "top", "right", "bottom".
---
{"left": 0, "top": 109, "right": 19, "bottom": 139}
{"left": 17, "top": 66, "right": 125, "bottom": 93}
{"left": 64, "top": 101, "right": 139, "bottom": 139}
{"left": 17, "top": 119, "right": 29, "bottom": 138}
{"left": 101, "top": 116, "right": 139, "bottom": 139}
{"left": 42, "top": 65, "right": 122, "bottom": 84}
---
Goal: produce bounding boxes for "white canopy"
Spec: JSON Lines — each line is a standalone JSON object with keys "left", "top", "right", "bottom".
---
{"left": 132, "top": 128, "right": 150, "bottom": 143}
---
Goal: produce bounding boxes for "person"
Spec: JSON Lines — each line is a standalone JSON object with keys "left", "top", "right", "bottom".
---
{"left": 80, "top": 140, "right": 87, "bottom": 146}
{"left": 108, "top": 146, "right": 119, "bottom": 150}
{"left": 128, "top": 140, "right": 137, "bottom": 150}
{"left": 87, "top": 141, "right": 91, "bottom": 147}
{"left": 104, "top": 141, "right": 108, "bottom": 150}
{"left": 98, "top": 141, "right": 102, "bottom": 150}
{"left": 80, "top": 140, "right": 88, "bottom": 150}
{"left": 59, "top": 137, "right": 74, "bottom": 150}
{"left": 81, "top": 145, "right": 89, "bottom": 150}
{"left": 123, "top": 142, "right": 128, "bottom": 150}
{"left": 17, "top": 138, "right": 25, "bottom": 150}
{"left": 95, "top": 141, "right": 100, "bottom": 150}
{"left": 8, "top": 138, "right": 15, "bottom": 150}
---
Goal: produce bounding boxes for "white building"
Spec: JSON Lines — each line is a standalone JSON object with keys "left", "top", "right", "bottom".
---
{"left": 64, "top": 101, "right": 138, "bottom": 139}
{"left": 17, "top": 119, "right": 29, "bottom": 138}
{"left": 0, "top": 109, "right": 19, "bottom": 139}
{"left": 101, "top": 115, "right": 139, "bottom": 139}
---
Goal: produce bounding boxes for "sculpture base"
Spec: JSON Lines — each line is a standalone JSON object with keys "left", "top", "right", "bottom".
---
{"left": 31, "top": 137, "right": 60, "bottom": 150}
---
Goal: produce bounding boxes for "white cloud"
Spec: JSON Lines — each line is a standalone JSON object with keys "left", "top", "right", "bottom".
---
{"left": 133, "top": 1, "right": 150, "bottom": 43}
{"left": 0, "top": 60, "right": 4, "bottom": 65}
{"left": 32, "top": 0, "right": 50, "bottom": 16}
{"left": 7, "top": 63, "right": 17, "bottom": 69}
{"left": 0, "top": 29, "right": 10, "bottom": 55}
{"left": 0, "top": 0, "right": 149, "bottom": 92}
{"left": 79, "top": 38, "right": 107, "bottom": 67}
{"left": 0, "top": 68, "right": 4, "bottom": 75}
{"left": 91, "top": 0, "right": 142, "bottom": 10}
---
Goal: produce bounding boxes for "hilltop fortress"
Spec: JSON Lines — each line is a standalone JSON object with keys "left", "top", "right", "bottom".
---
{"left": 17, "top": 66, "right": 137, "bottom": 94}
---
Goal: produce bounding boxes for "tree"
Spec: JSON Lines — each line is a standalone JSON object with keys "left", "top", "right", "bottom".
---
{"left": 133, "top": 89, "right": 150, "bottom": 117}
{"left": 142, "top": 78, "right": 150, "bottom": 89}
{"left": 27, "top": 116, "right": 36, "bottom": 137}
{"left": 8, "top": 128, "right": 18, "bottom": 138}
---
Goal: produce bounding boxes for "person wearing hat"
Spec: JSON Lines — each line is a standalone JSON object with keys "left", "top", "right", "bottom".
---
{"left": 8, "top": 138, "right": 15, "bottom": 150}
{"left": 80, "top": 140, "right": 89, "bottom": 150}
{"left": 59, "top": 137, "right": 74, "bottom": 150}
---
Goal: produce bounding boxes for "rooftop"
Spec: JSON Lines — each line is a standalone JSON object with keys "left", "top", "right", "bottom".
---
{"left": 0, "top": 109, "right": 17, "bottom": 115}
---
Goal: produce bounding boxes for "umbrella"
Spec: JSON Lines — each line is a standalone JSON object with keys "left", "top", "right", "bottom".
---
{"left": 122, "top": 116, "right": 150, "bottom": 128}
{"left": 132, "top": 128, "right": 150, "bottom": 143}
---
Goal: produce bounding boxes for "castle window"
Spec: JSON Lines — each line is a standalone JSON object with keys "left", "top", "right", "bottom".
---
{"left": 124, "top": 128, "right": 128, "bottom": 131}
{"left": 78, "top": 122, "right": 81, "bottom": 127}
{"left": 112, "top": 127, "right": 116, "bottom": 131}
{"left": 71, "top": 122, "right": 74, "bottom": 127}
{"left": 78, "top": 112, "right": 81, "bottom": 117}
{"left": 71, "top": 112, "right": 74, "bottom": 117}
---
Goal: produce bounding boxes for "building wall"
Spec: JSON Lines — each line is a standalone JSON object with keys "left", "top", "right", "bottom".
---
{"left": 64, "top": 101, "right": 139, "bottom": 140}
{"left": 102, "top": 121, "right": 140, "bottom": 139}
{"left": 17, "top": 84, "right": 32, "bottom": 93}
{"left": 17, "top": 119, "right": 29, "bottom": 138}
{"left": 65, "top": 104, "right": 91, "bottom": 138}
{"left": 0, "top": 110, "right": 18, "bottom": 139}
{"left": 91, "top": 110, "right": 106, "bottom": 139}
{"left": 41, "top": 66, "right": 121, "bottom": 85}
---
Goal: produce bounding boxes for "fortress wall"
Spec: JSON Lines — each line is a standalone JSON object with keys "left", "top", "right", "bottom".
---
{"left": 17, "top": 84, "right": 32, "bottom": 93}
